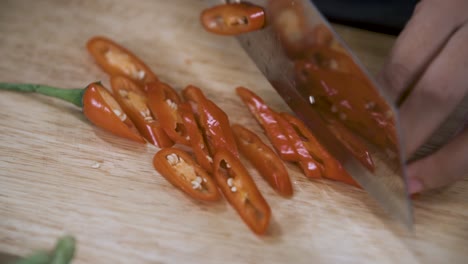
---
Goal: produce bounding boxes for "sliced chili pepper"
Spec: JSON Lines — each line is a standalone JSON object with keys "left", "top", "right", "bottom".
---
{"left": 294, "top": 60, "right": 396, "bottom": 150}
{"left": 302, "top": 46, "right": 362, "bottom": 76}
{"left": 182, "top": 85, "right": 239, "bottom": 157}
{"left": 200, "top": 3, "right": 265, "bottom": 36}
{"left": 179, "top": 103, "right": 213, "bottom": 173}
{"left": 213, "top": 149, "right": 271, "bottom": 235}
{"left": 232, "top": 124, "right": 293, "bottom": 197}
{"left": 146, "top": 82, "right": 190, "bottom": 146}
{"left": 110, "top": 76, "right": 173, "bottom": 147}
{"left": 153, "top": 148, "right": 220, "bottom": 202}
{"left": 0, "top": 82, "right": 145, "bottom": 143}
{"left": 235, "top": 86, "right": 297, "bottom": 161}
{"left": 324, "top": 116, "right": 375, "bottom": 172}
{"left": 281, "top": 112, "right": 360, "bottom": 187}
{"left": 87, "top": 36, "right": 158, "bottom": 85}
{"left": 274, "top": 113, "right": 323, "bottom": 179}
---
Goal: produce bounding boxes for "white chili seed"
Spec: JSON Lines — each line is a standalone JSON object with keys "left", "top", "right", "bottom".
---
{"left": 118, "top": 89, "right": 129, "bottom": 97}
{"left": 191, "top": 180, "right": 201, "bottom": 189}
{"left": 166, "top": 153, "right": 179, "bottom": 165}
{"left": 137, "top": 70, "right": 146, "bottom": 80}
{"left": 227, "top": 178, "right": 234, "bottom": 187}
{"left": 91, "top": 162, "right": 101, "bottom": 169}
{"left": 113, "top": 109, "right": 122, "bottom": 116}
{"left": 230, "top": 186, "right": 237, "bottom": 193}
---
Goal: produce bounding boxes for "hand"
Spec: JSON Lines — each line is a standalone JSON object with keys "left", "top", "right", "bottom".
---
{"left": 377, "top": 0, "right": 468, "bottom": 194}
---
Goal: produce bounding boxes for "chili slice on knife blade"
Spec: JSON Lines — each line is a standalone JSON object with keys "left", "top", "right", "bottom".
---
{"left": 87, "top": 36, "right": 159, "bottom": 85}
{"left": 274, "top": 112, "right": 323, "bottom": 179}
{"left": 182, "top": 85, "right": 239, "bottom": 157}
{"left": 153, "top": 148, "right": 220, "bottom": 202}
{"left": 110, "top": 76, "right": 173, "bottom": 147}
{"left": 200, "top": 3, "right": 265, "bottom": 36}
{"left": 147, "top": 82, "right": 190, "bottom": 146}
{"left": 323, "top": 115, "right": 375, "bottom": 172}
{"left": 0, "top": 82, "right": 145, "bottom": 143}
{"left": 214, "top": 149, "right": 271, "bottom": 235}
{"left": 235, "top": 86, "right": 297, "bottom": 161}
{"left": 281, "top": 112, "right": 361, "bottom": 187}
{"left": 232, "top": 124, "right": 293, "bottom": 197}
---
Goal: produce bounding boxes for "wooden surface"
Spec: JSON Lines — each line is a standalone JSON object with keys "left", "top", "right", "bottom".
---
{"left": 0, "top": 0, "right": 467, "bottom": 263}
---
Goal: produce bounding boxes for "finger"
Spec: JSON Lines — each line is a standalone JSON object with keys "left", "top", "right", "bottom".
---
{"left": 399, "top": 23, "right": 468, "bottom": 157}
{"left": 377, "top": 0, "right": 468, "bottom": 101}
{"left": 407, "top": 128, "right": 468, "bottom": 194}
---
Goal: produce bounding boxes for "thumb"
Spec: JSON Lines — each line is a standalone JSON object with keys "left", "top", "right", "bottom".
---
{"left": 407, "top": 129, "right": 468, "bottom": 194}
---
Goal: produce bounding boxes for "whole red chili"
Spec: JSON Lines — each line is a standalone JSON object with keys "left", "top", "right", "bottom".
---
{"left": 0, "top": 82, "right": 145, "bottom": 142}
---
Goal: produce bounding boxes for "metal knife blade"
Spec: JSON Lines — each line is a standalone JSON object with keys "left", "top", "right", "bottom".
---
{"left": 205, "top": 0, "right": 412, "bottom": 227}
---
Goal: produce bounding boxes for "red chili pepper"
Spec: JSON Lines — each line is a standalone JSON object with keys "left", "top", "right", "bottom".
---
{"left": 295, "top": 58, "right": 396, "bottom": 151}
{"left": 153, "top": 148, "right": 220, "bottom": 202}
{"left": 274, "top": 113, "right": 323, "bottom": 179}
{"left": 200, "top": 3, "right": 265, "bottom": 36}
{"left": 281, "top": 112, "right": 360, "bottom": 187}
{"left": 232, "top": 124, "right": 293, "bottom": 197}
{"left": 0, "top": 82, "right": 145, "bottom": 143}
{"left": 146, "top": 82, "right": 190, "bottom": 146}
{"left": 87, "top": 36, "right": 159, "bottom": 86}
{"left": 110, "top": 76, "right": 173, "bottom": 147}
{"left": 179, "top": 103, "right": 213, "bottom": 173}
{"left": 182, "top": 85, "right": 239, "bottom": 158}
{"left": 235, "top": 86, "right": 298, "bottom": 161}
{"left": 324, "top": 116, "right": 375, "bottom": 172}
{"left": 213, "top": 149, "right": 271, "bottom": 235}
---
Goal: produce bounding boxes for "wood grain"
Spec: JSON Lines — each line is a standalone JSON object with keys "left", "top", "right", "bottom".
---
{"left": 0, "top": 0, "right": 467, "bottom": 263}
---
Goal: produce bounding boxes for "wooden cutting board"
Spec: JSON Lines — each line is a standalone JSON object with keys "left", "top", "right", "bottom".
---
{"left": 0, "top": 0, "right": 467, "bottom": 263}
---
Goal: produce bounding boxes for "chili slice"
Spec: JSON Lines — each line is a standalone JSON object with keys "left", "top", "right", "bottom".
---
{"left": 200, "top": 3, "right": 265, "bottom": 36}
{"left": 153, "top": 148, "right": 220, "bottom": 202}
{"left": 0, "top": 82, "right": 145, "bottom": 143}
{"left": 274, "top": 113, "right": 323, "bottom": 179}
{"left": 281, "top": 112, "right": 360, "bottom": 187}
{"left": 110, "top": 76, "right": 173, "bottom": 147}
{"left": 213, "top": 149, "right": 271, "bottom": 235}
{"left": 146, "top": 82, "right": 190, "bottom": 146}
{"left": 182, "top": 85, "right": 239, "bottom": 157}
{"left": 87, "top": 36, "right": 158, "bottom": 85}
{"left": 232, "top": 124, "right": 293, "bottom": 197}
{"left": 324, "top": 116, "right": 375, "bottom": 172}
{"left": 179, "top": 103, "right": 213, "bottom": 173}
{"left": 236, "top": 86, "right": 297, "bottom": 161}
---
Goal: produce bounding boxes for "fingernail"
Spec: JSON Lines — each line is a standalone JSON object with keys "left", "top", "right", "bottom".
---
{"left": 408, "top": 177, "right": 423, "bottom": 194}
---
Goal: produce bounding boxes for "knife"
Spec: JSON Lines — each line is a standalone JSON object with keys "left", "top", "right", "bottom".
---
{"left": 205, "top": 0, "right": 413, "bottom": 228}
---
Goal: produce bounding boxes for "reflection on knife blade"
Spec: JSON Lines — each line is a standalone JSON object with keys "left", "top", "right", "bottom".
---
{"left": 203, "top": 0, "right": 412, "bottom": 228}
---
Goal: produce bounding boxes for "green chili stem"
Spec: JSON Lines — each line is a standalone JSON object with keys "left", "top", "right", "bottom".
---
{"left": 0, "top": 82, "right": 85, "bottom": 108}
{"left": 49, "top": 235, "right": 76, "bottom": 264}
{"left": 15, "top": 235, "right": 76, "bottom": 264}
{"left": 15, "top": 251, "right": 50, "bottom": 264}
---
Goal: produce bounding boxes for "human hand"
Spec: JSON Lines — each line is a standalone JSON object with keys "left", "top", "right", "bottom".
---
{"left": 377, "top": 0, "right": 468, "bottom": 194}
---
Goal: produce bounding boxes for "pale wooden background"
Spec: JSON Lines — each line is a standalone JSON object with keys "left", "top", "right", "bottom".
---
{"left": 0, "top": 0, "right": 467, "bottom": 263}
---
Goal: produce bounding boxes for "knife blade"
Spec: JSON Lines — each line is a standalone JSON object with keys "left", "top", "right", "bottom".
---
{"left": 204, "top": 0, "right": 413, "bottom": 228}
